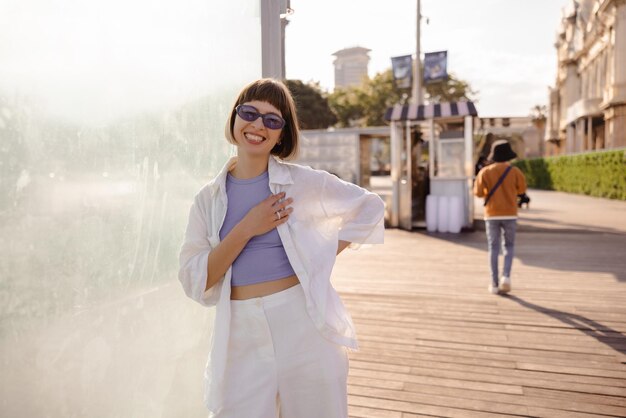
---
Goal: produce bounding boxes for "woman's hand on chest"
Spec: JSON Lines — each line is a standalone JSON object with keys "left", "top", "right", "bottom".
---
{"left": 238, "top": 192, "right": 294, "bottom": 238}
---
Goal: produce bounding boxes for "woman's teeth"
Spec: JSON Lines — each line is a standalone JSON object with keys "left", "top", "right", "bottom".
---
{"left": 245, "top": 133, "right": 265, "bottom": 143}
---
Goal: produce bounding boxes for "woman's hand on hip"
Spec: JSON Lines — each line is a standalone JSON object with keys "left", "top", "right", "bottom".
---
{"left": 240, "top": 192, "right": 293, "bottom": 237}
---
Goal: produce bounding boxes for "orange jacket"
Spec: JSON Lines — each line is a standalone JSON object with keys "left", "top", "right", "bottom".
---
{"left": 474, "top": 162, "right": 527, "bottom": 218}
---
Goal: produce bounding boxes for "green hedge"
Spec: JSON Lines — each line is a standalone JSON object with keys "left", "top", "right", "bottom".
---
{"left": 513, "top": 149, "right": 626, "bottom": 200}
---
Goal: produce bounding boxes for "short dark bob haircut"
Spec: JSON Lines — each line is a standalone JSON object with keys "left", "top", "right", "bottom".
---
{"left": 225, "top": 78, "right": 300, "bottom": 160}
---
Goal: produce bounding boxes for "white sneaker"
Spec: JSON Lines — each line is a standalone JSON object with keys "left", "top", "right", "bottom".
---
{"left": 499, "top": 276, "right": 511, "bottom": 293}
{"left": 488, "top": 284, "right": 499, "bottom": 295}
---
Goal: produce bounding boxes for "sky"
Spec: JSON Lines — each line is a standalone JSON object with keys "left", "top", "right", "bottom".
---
{"left": 0, "top": 0, "right": 223, "bottom": 123}
{"left": 285, "top": 0, "right": 569, "bottom": 117}
{"left": 0, "top": 0, "right": 569, "bottom": 122}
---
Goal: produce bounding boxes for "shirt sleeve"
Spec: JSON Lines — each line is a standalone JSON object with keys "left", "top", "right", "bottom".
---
{"left": 178, "top": 194, "right": 222, "bottom": 307}
{"left": 320, "top": 172, "right": 385, "bottom": 247}
{"left": 474, "top": 169, "right": 486, "bottom": 197}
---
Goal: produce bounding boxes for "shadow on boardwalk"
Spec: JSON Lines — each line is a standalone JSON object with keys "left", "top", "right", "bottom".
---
{"left": 505, "top": 294, "right": 626, "bottom": 356}
{"left": 429, "top": 190, "right": 626, "bottom": 282}
{"left": 425, "top": 225, "right": 626, "bottom": 283}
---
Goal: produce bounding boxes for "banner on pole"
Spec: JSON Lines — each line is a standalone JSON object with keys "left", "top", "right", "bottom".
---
{"left": 423, "top": 51, "right": 448, "bottom": 84}
{"left": 390, "top": 55, "right": 413, "bottom": 89}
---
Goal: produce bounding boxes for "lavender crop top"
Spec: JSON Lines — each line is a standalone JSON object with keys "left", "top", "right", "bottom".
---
{"left": 219, "top": 171, "right": 296, "bottom": 287}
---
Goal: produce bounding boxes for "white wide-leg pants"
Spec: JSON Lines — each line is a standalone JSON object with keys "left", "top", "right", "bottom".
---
{"left": 212, "top": 284, "right": 349, "bottom": 418}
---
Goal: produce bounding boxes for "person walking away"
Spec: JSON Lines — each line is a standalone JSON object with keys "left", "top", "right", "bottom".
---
{"left": 178, "top": 78, "right": 385, "bottom": 417}
{"left": 473, "top": 140, "right": 527, "bottom": 294}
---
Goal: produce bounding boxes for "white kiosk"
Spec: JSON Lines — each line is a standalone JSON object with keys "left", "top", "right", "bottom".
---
{"left": 385, "top": 101, "right": 478, "bottom": 231}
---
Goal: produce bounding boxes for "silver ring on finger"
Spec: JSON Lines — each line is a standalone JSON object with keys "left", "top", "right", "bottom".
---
{"left": 275, "top": 210, "right": 282, "bottom": 221}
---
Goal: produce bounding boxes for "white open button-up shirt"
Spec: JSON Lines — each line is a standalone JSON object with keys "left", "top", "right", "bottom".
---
{"left": 178, "top": 155, "right": 385, "bottom": 412}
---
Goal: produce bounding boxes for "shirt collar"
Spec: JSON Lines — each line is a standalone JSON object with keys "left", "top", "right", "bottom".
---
{"left": 267, "top": 155, "right": 294, "bottom": 186}
{"left": 209, "top": 155, "right": 293, "bottom": 193}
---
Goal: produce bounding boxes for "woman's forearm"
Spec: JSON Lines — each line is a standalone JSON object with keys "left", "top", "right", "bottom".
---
{"left": 206, "top": 223, "right": 253, "bottom": 291}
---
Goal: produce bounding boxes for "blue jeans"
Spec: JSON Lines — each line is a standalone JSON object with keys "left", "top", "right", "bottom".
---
{"left": 485, "top": 219, "right": 517, "bottom": 287}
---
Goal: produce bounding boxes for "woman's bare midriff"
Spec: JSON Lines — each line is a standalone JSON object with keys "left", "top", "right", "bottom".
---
{"left": 230, "top": 275, "right": 300, "bottom": 300}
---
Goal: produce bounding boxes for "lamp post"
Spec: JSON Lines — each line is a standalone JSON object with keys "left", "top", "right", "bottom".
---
{"left": 413, "top": 0, "right": 423, "bottom": 106}
{"left": 391, "top": 0, "right": 424, "bottom": 229}
{"left": 262, "top": 0, "right": 289, "bottom": 79}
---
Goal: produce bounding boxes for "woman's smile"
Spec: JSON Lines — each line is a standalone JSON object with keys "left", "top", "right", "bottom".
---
{"left": 243, "top": 131, "right": 266, "bottom": 145}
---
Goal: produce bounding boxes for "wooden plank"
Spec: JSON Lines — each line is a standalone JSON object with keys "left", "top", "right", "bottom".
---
{"left": 348, "top": 394, "right": 515, "bottom": 418}
{"left": 351, "top": 310, "right": 626, "bottom": 336}
{"left": 349, "top": 405, "right": 403, "bottom": 418}
{"left": 399, "top": 382, "right": 626, "bottom": 417}
{"left": 526, "top": 406, "right": 616, "bottom": 418}
{"left": 356, "top": 340, "right": 622, "bottom": 370}
{"left": 349, "top": 386, "right": 529, "bottom": 416}
{"left": 402, "top": 366, "right": 625, "bottom": 396}
{"left": 355, "top": 346, "right": 515, "bottom": 369}
{"left": 356, "top": 334, "right": 512, "bottom": 354}
{"left": 350, "top": 354, "right": 626, "bottom": 388}
{"left": 515, "top": 361, "right": 626, "bottom": 380}
{"left": 349, "top": 376, "right": 405, "bottom": 391}
{"left": 348, "top": 367, "right": 523, "bottom": 395}
{"left": 523, "top": 387, "right": 626, "bottom": 408}
{"left": 354, "top": 319, "right": 624, "bottom": 355}
{"left": 352, "top": 307, "right": 624, "bottom": 353}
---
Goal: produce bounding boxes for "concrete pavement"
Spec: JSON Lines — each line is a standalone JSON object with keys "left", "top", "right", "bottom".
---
{"left": 475, "top": 188, "right": 626, "bottom": 234}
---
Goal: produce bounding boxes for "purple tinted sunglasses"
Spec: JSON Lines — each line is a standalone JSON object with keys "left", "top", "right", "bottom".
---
{"left": 235, "top": 104, "right": 286, "bottom": 130}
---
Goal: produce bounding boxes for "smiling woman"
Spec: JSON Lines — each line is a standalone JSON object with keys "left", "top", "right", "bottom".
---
{"left": 178, "top": 78, "right": 385, "bottom": 417}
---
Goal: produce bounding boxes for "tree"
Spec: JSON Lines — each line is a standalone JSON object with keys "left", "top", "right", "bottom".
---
{"left": 359, "top": 70, "right": 409, "bottom": 126}
{"left": 328, "top": 68, "right": 478, "bottom": 127}
{"left": 530, "top": 104, "right": 547, "bottom": 123}
{"left": 424, "top": 73, "right": 478, "bottom": 103}
{"left": 284, "top": 80, "right": 337, "bottom": 129}
{"left": 529, "top": 104, "right": 548, "bottom": 156}
{"left": 329, "top": 70, "right": 407, "bottom": 127}
{"left": 327, "top": 86, "right": 367, "bottom": 128}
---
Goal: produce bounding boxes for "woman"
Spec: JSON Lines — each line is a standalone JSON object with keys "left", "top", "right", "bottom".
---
{"left": 473, "top": 140, "right": 527, "bottom": 294}
{"left": 178, "top": 79, "right": 385, "bottom": 418}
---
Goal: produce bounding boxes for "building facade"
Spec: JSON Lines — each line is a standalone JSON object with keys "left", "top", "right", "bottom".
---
{"left": 332, "top": 46, "right": 371, "bottom": 89}
{"left": 545, "top": 0, "right": 626, "bottom": 155}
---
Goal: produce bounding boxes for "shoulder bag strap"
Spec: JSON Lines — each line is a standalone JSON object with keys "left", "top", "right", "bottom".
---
{"left": 484, "top": 165, "right": 513, "bottom": 206}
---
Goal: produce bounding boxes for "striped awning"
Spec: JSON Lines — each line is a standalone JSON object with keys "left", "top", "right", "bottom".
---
{"left": 384, "top": 101, "right": 478, "bottom": 122}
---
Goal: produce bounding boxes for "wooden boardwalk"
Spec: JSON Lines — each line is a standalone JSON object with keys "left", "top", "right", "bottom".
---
{"left": 334, "top": 191, "right": 626, "bottom": 418}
